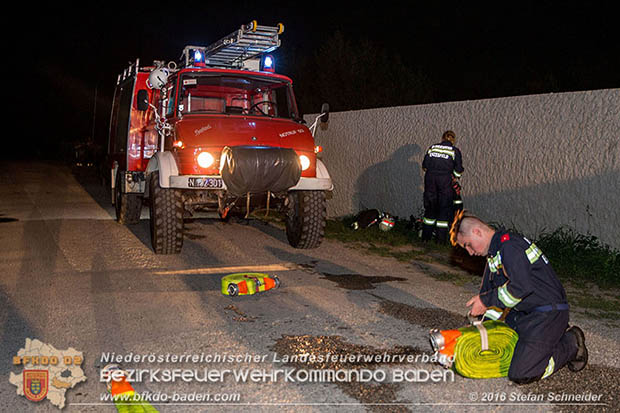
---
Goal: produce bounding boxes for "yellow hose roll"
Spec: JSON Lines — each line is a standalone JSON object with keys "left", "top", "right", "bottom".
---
{"left": 453, "top": 321, "right": 519, "bottom": 379}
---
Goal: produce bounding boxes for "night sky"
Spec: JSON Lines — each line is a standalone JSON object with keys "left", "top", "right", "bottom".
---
{"left": 10, "top": 1, "right": 619, "bottom": 160}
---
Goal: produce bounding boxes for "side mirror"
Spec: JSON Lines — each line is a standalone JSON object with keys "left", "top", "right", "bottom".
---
{"left": 320, "top": 103, "right": 330, "bottom": 123}
{"left": 136, "top": 89, "right": 149, "bottom": 111}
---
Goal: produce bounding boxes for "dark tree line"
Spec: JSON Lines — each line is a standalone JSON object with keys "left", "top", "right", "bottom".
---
{"left": 280, "top": 32, "right": 435, "bottom": 115}
{"left": 278, "top": 29, "right": 618, "bottom": 116}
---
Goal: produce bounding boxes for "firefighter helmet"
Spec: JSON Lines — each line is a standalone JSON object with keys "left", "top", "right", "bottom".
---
{"left": 379, "top": 215, "right": 395, "bottom": 231}
{"left": 147, "top": 67, "right": 170, "bottom": 89}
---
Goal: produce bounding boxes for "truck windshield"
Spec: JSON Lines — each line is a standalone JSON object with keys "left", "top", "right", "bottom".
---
{"left": 178, "top": 73, "right": 299, "bottom": 120}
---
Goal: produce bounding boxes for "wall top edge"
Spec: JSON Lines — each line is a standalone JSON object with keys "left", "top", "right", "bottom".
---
{"left": 305, "top": 88, "right": 620, "bottom": 117}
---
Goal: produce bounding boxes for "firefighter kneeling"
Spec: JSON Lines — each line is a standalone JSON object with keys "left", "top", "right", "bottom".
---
{"left": 443, "top": 211, "right": 588, "bottom": 383}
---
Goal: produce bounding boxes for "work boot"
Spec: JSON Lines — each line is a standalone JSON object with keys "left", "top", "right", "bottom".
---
{"left": 567, "top": 326, "right": 588, "bottom": 372}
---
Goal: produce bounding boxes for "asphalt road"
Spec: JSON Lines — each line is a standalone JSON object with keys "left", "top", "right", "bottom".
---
{"left": 0, "top": 161, "right": 618, "bottom": 413}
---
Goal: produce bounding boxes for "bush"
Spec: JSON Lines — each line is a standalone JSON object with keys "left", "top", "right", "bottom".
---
{"left": 536, "top": 227, "right": 620, "bottom": 288}
{"left": 326, "top": 215, "right": 619, "bottom": 289}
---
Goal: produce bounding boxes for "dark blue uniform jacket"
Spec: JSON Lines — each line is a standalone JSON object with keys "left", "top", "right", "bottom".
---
{"left": 479, "top": 231, "right": 568, "bottom": 314}
{"left": 422, "top": 140, "right": 464, "bottom": 177}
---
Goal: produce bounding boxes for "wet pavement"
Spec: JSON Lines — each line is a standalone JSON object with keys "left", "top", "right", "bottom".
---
{"left": 320, "top": 273, "right": 408, "bottom": 290}
{"left": 1, "top": 161, "right": 619, "bottom": 412}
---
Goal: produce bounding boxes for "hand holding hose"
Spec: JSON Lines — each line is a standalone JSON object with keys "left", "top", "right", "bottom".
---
{"left": 466, "top": 295, "right": 487, "bottom": 317}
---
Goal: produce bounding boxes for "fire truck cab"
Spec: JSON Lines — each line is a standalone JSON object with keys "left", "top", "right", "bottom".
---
{"left": 108, "top": 21, "right": 332, "bottom": 254}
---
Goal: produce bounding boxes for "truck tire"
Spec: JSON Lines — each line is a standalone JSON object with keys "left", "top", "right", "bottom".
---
{"left": 285, "top": 190, "right": 326, "bottom": 249}
{"left": 149, "top": 172, "right": 184, "bottom": 254}
{"left": 115, "top": 170, "right": 142, "bottom": 225}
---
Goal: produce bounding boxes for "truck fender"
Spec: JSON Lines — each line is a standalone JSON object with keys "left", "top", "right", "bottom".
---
{"left": 289, "top": 159, "right": 333, "bottom": 191}
{"left": 145, "top": 152, "right": 179, "bottom": 189}
{"left": 316, "top": 159, "right": 331, "bottom": 181}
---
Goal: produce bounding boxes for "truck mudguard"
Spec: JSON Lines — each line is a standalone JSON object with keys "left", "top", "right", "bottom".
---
{"left": 145, "top": 151, "right": 179, "bottom": 188}
{"left": 289, "top": 159, "right": 333, "bottom": 191}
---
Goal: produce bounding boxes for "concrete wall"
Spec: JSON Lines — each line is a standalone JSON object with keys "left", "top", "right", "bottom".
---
{"left": 305, "top": 89, "right": 620, "bottom": 249}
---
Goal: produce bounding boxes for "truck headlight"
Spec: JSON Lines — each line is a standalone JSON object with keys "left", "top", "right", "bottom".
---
{"left": 197, "top": 152, "right": 214, "bottom": 168}
{"left": 299, "top": 155, "right": 310, "bottom": 171}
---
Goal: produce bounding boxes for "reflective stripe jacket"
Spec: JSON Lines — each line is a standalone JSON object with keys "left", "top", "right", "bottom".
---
{"left": 479, "top": 231, "right": 567, "bottom": 315}
{"left": 422, "top": 140, "right": 464, "bottom": 178}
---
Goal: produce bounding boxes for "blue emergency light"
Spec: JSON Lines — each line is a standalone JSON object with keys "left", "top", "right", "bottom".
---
{"left": 194, "top": 50, "right": 204, "bottom": 63}
{"left": 261, "top": 54, "right": 275, "bottom": 72}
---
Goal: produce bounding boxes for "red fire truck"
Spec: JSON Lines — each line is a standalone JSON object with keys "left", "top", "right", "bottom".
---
{"left": 108, "top": 21, "right": 332, "bottom": 254}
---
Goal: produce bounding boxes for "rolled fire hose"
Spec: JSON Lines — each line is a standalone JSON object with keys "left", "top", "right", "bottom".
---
{"left": 430, "top": 319, "right": 519, "bottom": 379}
{"left": 454, "top": 320, "right": 518, "bottom": 378}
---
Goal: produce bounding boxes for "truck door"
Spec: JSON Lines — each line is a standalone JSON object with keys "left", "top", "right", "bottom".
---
{"left": 108, "top": 78, "right": 134, "bottom": 170}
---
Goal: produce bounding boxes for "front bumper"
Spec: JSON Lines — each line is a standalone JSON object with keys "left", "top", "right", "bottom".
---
{"left": 168, "top": 175, "right": 332, "bottom": 191}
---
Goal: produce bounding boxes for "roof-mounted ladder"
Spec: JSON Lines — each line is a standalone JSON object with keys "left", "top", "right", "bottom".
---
{"left": 181, "top": 21, "right": 284, "bottom": 68}
{"left": 117, "top": 58, "right": 141, "bottom": 84}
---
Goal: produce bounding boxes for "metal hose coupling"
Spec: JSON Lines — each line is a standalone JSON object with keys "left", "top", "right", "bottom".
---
{"left": 429, "top": 329, "right": 454, "bottom": 368}
{"left": 429, "top": 328, "right": 445, "bottom": 353}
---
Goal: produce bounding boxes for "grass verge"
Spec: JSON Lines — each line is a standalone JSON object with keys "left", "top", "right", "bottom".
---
{"left": 535, "top": 227, "right": 620, "bottom": 289}
{"left": 323, "top": 216, "right": 620, "bottom": 318}
{"left": 252, "top": 211, "right": 619, "bottom": 317}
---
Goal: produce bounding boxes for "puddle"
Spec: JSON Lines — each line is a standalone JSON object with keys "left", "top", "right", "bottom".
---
{"left": 374, "top": 295, "right": 468, "bottom": 330}
{"left": 272, "top": 334, "right": 426, "bottom": 413}
{"left": 321, "top": 273, "right": 407, "bottom": 290}
{"left": 295, "top": 261, "right": 406, "bottom": 291}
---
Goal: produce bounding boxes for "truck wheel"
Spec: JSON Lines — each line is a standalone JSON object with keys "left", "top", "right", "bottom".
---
{"left": 115, "top": 170, "right": 142, "bottom": 225}
{"left": 285, "top": 190, "right": 326, "bottom": 249}
{"left": 149, "top": 172, "right": 184, "bottom": 254}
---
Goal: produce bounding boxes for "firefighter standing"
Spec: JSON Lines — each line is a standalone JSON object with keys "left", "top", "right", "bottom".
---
{"left": 421, "top": 130, "right": 464, "bottom": 243}
{"left": 451, "top": 214, "right": 588, "bottom": 383}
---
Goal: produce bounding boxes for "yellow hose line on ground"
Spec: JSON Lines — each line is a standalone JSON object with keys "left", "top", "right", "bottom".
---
{"left": 454, "top": 321, "right": 519, "bottom": 379}
{"left": 114, "top": 396, "right": 159, "bottom": 413}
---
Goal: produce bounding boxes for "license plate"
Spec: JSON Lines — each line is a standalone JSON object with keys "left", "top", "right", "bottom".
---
{"left": 188, "top": 177, "right": 223, "bottom": 188}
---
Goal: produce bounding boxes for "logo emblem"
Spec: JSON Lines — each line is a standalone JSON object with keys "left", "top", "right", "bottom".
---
{"left": 23, "top": 370, "right": 48, "bottom": 402}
